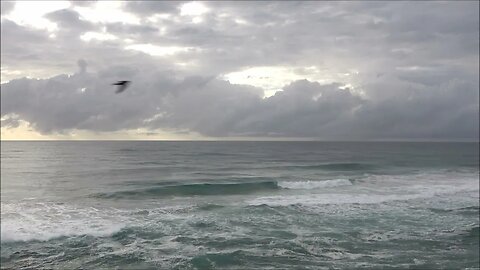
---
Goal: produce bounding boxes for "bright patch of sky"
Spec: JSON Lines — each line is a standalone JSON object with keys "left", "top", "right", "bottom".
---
{"left": 1, "top": 66, "right": 23, "bottom": 84}
{"left": 180, "top": 2, "right": 209, "bottom": 16}
{"left": 147, "top": 13, "right": 172, "bottom": 23}
{"left": 125, "top": 44, "right": 195, "bottom": 57}
{"left": 3, "top": 1, "right": 71, "bottom": 32}
{"left": 180, "top": 2, "right": 209, "bottom": 24}
{"left": 73, "top": 1, "right": 140, "bottom": 24}
{"left": 222, "top": 66, "right": 355, "bottom": 98}
{"left": 80, "top": 31, "right": 118, "bottom": 42}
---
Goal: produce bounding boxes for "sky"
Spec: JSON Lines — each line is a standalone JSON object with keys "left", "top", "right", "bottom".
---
{"left": 1, "top": 1, "right": 478, "bottom": 141}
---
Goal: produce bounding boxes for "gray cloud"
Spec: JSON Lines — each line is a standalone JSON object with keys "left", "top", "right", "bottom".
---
{"left": 126, "top": 1, "right": 182, "bottom": 15}
{"left": 1, "top": 65, "right": 477, "bottom": 140}
{"left": 77, "top": 59, "right": 87, "bottom": 73}
{"left": 105, "top": 23, "right": 158, "bottom": 37}
{"left": 0, "top": 1, "right": 14, "bottom": 15}
{"left": 1, "top": 1, "right": 478, "bottom": 140}
{"left": 45, "top": 9, "right": 94, "bottom": 33}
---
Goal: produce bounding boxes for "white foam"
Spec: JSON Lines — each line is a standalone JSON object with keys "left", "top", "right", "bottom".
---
{"left": 1, "top": 221, "right": 124, "bottom": 243}
{"left": 278, "top": 179, "right": 352, "bottom": 189}
{"left": 1, "top": 202, "right": 127, "bottom": 243}
{"left": 249, "top": 173, "right": 479, "bottom": 206}
{"left": 248, "top": 193, "right": 418, "bottom": 206}
{"left": 362, "top": 171, "right": 479, "bottom": 187}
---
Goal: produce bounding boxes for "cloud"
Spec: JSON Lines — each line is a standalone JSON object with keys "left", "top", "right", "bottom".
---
{"left": 45, "top": 8, "right": 95, "bottom": 34}
{"left": 125, "top": 1, "right": 182, "bottom": 16}
{"left": 77, "top": 59, "right": 87, "bottom": 73}
{"left": 1, "top": 63, "right": 477, "bottom": 140}
{"left": 1, "top": 1, "right": 478, "bottom": 140}
{"left": 0, "top": 1, "right": 15, "bottom": 15}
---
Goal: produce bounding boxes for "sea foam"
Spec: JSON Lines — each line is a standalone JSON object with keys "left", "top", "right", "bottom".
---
{"left": 278, "top": 179, "right": 352, "bottom": 189}
{"left": 249, "top": 173, "right": 479, "bottom": 206}
{"left": 1, "top": 202, "right": 126, "bottom": 243}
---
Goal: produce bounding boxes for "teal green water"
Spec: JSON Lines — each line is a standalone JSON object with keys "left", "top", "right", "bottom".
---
{"left": 1, "top": 142, "right": 479, "bottom": 269}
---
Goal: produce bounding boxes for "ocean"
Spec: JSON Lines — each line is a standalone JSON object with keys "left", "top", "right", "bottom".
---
{"left": 1, "top": 141, "right": 479, "bottom": 269}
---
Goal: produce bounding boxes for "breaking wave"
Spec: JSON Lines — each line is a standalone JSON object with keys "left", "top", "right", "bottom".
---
{"left": 278, "top": 179, "right": 353, "bottom": 189}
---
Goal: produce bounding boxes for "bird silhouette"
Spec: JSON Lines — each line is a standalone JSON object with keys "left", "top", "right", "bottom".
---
{"left": 112, "top": 80, "right": 131, "bottom": 94}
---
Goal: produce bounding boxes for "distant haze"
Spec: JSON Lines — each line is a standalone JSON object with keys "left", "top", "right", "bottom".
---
{"left": 1, "top": 1, "right": 478, "bottom": 140}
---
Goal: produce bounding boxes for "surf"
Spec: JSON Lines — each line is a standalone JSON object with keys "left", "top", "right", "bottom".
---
{"left": 93, "top": 181, "right": 280, "bottom": 199}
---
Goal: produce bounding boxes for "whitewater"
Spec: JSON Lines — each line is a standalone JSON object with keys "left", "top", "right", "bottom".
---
{"left": 1, "top": 141, "right": 478, "bottom": 269}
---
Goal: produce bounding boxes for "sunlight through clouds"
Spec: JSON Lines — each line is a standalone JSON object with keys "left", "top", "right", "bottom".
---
{"left": 3, "top": 1, "right": 71, "bottom": 32}
{"left": 73, "top": 1, "right": 140, "bottom": 24}
{"left": 223, "top": 66, "right": 335, "bottom": 98}
{"left": 80, "top": 32, "right": 118, "bottom": 42}
{"left": 180, "top": 2, "right": 209, "bottom": 16}
{"left": 125, "top": 44, "right": 195, "bottom": 57}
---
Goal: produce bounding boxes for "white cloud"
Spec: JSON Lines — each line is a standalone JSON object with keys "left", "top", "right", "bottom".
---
{"left": 191, "top": 16, "right": 203, "bottom": 24}
{"left": 234, "top": 18, "right": 249, "bottom": 25}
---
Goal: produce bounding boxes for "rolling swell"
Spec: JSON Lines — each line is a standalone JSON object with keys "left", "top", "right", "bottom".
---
{"left": 263, "top": 162, "right": 375, "bottom": 171}
{"left": 93, "top": 181, "right": 279, "bottom": 199}
{"left": 304, "top": 162, "right": 375, "bottom": 171}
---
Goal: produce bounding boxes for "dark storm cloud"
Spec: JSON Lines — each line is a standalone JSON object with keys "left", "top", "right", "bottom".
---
{"left": 1, "top": 1, "right": 478, "bottom": 139}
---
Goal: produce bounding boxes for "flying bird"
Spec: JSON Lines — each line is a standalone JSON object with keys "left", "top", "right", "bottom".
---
{"left": 112, "top": 80, "right": 131, "bottom": 94}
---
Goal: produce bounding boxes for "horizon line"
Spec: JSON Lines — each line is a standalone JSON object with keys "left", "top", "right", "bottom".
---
{"left": 1, "top": 139, "right": 479, "bottom": 143}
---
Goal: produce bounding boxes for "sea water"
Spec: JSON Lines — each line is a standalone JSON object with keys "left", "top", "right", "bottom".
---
{"left": 1, "top": 141, "right": 479, "bottom": 269}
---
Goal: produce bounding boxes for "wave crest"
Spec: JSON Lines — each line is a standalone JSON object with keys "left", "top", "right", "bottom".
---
{"left": 278, "top": 179, "right": 353, "bottom": 189}
{"left": 93, "top": 181, "right": 279, "bottom": 199}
